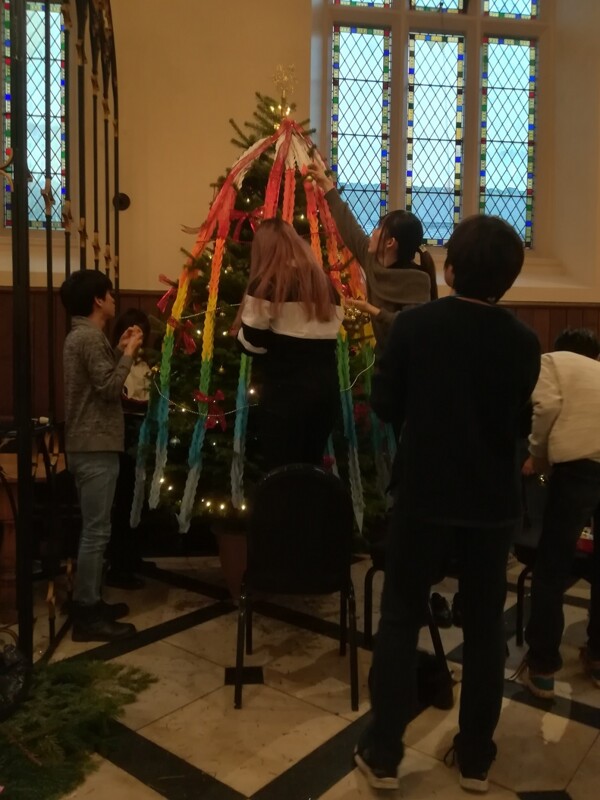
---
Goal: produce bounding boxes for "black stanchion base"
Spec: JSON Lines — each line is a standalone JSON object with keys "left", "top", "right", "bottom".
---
{"left": 224, "top": 666, "right": 264, "bottom": 685}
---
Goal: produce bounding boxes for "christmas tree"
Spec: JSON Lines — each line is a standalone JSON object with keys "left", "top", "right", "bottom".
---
{"left": 131, "top": 85, "right": 390, "bottom": 539}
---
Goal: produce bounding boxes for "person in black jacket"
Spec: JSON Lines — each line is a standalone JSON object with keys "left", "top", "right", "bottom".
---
{"left": 354, "top": 215, "right": 541, "bottom": 793}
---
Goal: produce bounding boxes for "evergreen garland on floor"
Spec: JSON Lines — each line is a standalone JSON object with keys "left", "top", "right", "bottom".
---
{"left": 0, "top": 659, "right": 155, "bottom": 800}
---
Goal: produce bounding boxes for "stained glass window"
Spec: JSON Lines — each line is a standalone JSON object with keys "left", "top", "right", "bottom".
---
{"left": 331, "top": 25, "right": 391, "bottom": 234}
{"left": 2, "top": 2, "right": 66, "bottom": 229}
{"left": 483, "top": 0, "right": 538, "bottom": 20}
{"left": 480, "top": 37, "right": 537, "bottom": 245}
{"left": 332, "top": 1, "right": 391, "bottom": 7}
{"left": 406, "top": 33, "right": 464, "bottom": 245}
{"left": 409, "top": 1, "right": 464, "bottom": 12}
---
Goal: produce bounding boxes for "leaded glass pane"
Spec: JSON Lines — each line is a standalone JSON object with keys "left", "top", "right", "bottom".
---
{"left": 2, "top": 3, "right": 12, "bottom": 226}
{"left": 332, "top": 25, "right": 390, "bottom": 233}
{"left": 410, "top": 1, "right": 464, "bottom": 12}
{"left": 483, "top": 0, "right": 538, "bottom": 20}
{"left": 333, "top": 0, "right": 391, "bottom": 8}
{"left": 2, "top": 2, "right": 66, "bottom": 229}
{"left": 406, "top": 33, "right": 464, "bottom": 246}
{"left": 480, "top": 37, "right": 537, "bottom": 246}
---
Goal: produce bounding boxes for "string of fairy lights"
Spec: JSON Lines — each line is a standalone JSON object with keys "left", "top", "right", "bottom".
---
{"left": 150, "top": 340, "right": 375, "bottom": 515}
{"left": 150, "top": 353, "right": 375, "bottom": 421}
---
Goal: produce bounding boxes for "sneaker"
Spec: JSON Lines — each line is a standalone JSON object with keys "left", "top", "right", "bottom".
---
{"left": 354, "top": 746, "right": 400, "bottom": 790}
{"left": 525, "top": 667, "right": 555, "bottom": 699}
{"left": 430, "top": 593, "right": 453, "bottom": 628}
{"left": 444, "top": 740, "right": 491, "bottom": 794}
{"left": 580, "top": 647, "right": 600, "bottom": 688}
{"left": 459, "top": 770, "right": 489, "bottom": 793}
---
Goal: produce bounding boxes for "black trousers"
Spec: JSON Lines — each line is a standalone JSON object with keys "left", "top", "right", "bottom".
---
{"left": 526, "top": 459, "right": 600, "bottom": 673}
{"left": 259, "top": 379, "right": 339, "bottom": 472}
{"left": 360, "top": 504, "right": 512, "bottom": 770}
{"left": 107, "top": 451, "right": 141, "bottom": 576}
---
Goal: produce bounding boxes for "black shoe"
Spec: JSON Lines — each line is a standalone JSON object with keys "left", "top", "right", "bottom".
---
{"left": 354, "top": 746, "right": 400, "bottom": 790}
{"left": 458, "top": 768, "right": 489, "bottom": 793}
{"left": 99, "top": 599, "right": 130, "bottom": 621}
{"left": 64, "top": 599, "right": 129, "bottom": 621}
{"left": 444, "top": 735, "right": 495, "bottom": 794}
{"left": 72, "top": 616, "right": 136, "bottom": 642}
{"left": 105, "top": 572, "right": 146, "bottom": 590}
{"left": 452, "top": 592, "right": 464, "bottom": 628}
{"left": 430, "top": 592, "right": 452, "bottom": 628}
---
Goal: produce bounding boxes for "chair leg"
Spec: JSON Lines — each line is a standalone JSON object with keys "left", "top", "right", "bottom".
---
{"left": 234, "top": 584, "right": 247, "bottom": 709}
{"left": 339, "top": 590, "right": 348, "bottom": 656}
{"left": 348, "top": 581, "right": 359, "bottom": 712}
{"left": 363, "top": 565, "right": 377, "bottom": 650}
{"left": 516, "top": 565, "right": 532, "bottom": 647}
{"left": 245, "top": 594, "right": 253, "bottom": 655}
{"left": 46, "top": 580, "right": 56, "bottom": 643}
{"left": 426, "top": 602, "right": 447, "bottom": 663}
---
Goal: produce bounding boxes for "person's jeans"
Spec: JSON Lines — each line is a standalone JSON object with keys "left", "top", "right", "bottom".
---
{"left": 526, "top": 459, "right": 600, "bottom": 673}
{"left": 68, "top": 452, "right": 120, "bottom": 606}
{"left": 359, "top": 505, "right": 512, "bottom": 770}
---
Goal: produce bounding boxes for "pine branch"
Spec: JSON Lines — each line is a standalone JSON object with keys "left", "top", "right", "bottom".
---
{"left": 228, "top": 118, "right": 252, "bottom": 148}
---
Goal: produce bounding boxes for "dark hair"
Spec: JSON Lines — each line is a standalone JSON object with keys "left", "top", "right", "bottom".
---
{"left": 377, "top": 210, "right": 438, "bottom": 300}
{"left": 553, "top": 328, "right": 600, "bottom": 359}
{"left": 111, "top": 308, "right": 151, "bottom": 348}
{"left": 445, "top": 215, "right": 524, "bottom": 303}
{"left": 377, "top": 210, "right": 423, "bottom": 266}
{"left": 59, "top": 269, "right": 113, "bottom": 316}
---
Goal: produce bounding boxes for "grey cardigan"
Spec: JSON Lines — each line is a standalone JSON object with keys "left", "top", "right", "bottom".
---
{"left": 63, "top": 317, "right": 133, "bottom": 453}
{"left": 326, "top": 188, "right": 431, "bottom": 348}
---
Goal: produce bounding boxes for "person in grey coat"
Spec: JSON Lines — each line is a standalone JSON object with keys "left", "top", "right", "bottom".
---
{"left": 60, "top": 270, "right": 142, "bottom": 641}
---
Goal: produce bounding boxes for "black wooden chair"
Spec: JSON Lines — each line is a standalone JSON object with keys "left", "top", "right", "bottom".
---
{"left": 363, "top": 539, "right": 452, "bottom": 668}
{"left": 234, "top": 464, "right": 359, "bottom": 711}
{"left": 0, "top": 422, "right": 68, "bottom": 644}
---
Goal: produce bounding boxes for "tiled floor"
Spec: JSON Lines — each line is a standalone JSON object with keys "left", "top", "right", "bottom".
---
{"left": 30, "top": 554, "right": 599, "bottom": 799}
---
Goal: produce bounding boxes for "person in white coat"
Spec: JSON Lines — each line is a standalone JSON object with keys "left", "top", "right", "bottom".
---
{"left": 524, "top": 328, "right": 600, "bottom": 698}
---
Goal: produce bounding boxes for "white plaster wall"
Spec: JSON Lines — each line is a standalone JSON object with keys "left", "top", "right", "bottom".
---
{"left": 112, "top": 0, "right": 312, "bottom": 290}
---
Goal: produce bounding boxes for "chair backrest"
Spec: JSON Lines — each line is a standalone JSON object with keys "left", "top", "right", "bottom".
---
{"left": 514, "top": 474, "right": 547, "bottom": 551}
{"left": 247, "top": 464, "right": 354, "bottom": 595}
{"left": 514, "top": 474, "right": 594, "bottom": 577}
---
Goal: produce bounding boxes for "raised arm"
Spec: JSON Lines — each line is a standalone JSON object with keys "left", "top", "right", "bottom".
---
{"left": 82, "top": 329, "right": 140, "bottom": 402}
{"left": 306, "top": 161, "right": 371, "bottom": 269}
{"left": 528, "top": 353, "right": 561, "bottom": 463}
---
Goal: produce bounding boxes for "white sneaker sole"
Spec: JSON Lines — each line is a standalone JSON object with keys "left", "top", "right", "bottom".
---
{"left": 354, "top": 751, "right": 400, "bottom": 790}
{"left": 460, "top": 774, "right": 489, "bottom": 793}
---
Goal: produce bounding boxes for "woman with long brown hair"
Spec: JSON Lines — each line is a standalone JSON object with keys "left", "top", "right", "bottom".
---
{"left": 237, "top": 218, "right": 344, "bottom": 471}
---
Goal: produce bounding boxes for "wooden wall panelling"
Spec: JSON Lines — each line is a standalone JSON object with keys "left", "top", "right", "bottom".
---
{"left": 565, "top": 307, "right": 583, "bottom": 330}
{"left": 582, "top": 307, "right": 599, "bottom": 331}
{"left": 0, "top": 291, "right": 13, "bottom": 420}
{"left": 547, "top": 307, "right": 568, "bottom": 350}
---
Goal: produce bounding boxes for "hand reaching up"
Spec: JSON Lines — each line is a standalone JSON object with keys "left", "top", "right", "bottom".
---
{"left": 306, "top": 161, "right": 335, "bottom": 194}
